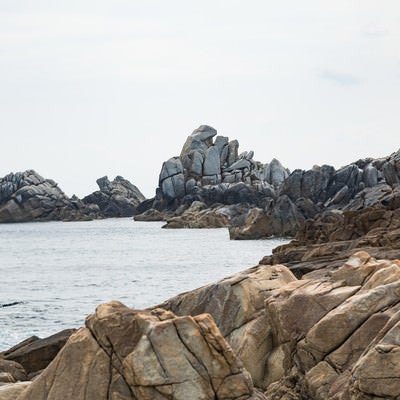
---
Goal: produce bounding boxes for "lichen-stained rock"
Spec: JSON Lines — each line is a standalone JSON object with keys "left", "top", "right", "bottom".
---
{"left": 158, "top": 264, "right": 297, "bottom": 388}
{"left": 263, "top": 251, "right": 400, "bottom": 400}
{"left": 18, "top": 301, "right": 265, "bottom": 400}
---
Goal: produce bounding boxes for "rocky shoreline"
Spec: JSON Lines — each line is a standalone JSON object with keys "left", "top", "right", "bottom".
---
{"left": 1, "top": 246, "right": 400, "bottom": 399}
{"left": 1, "top": 126, "right": 400, "bottom": 398}
{"left": 0, "top": 171, "right": 145, "bottom": 222}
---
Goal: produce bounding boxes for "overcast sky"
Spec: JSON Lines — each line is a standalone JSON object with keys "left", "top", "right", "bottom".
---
{"left": 1, "top": 1, "right": 399, "bottom": 198}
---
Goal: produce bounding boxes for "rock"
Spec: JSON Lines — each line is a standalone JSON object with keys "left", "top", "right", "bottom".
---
{"left": 362, "top": 164, "right": 379, "bottom": 187}
{"left": 18, "top": 301, "right": 265, "bottom": 400}
{"left": 3, "top": 329, "right": 75, "bottom": 375}
{"left": 265, "top": 159, "right": 289, "bottom": 186}
{"left": 133, "top": 208, "right": 166, "bottom": 221}
{"left": 159, "top": 158, "right": 186, "bottom": 199}
{"left": 0, "top": 382, "right": 31, "bottom": 400}
{"left": 203, "top": 146, "right": 221, "bottom": 176}
{"left": 0, "top": 170, "right": 99, "bottom": 223}
{"left": 382, "top": 148, "right": 400, "bottom": 185}
{"left": 157, "top": 264, "right": 297, "bottom": 388}
{"left": 82, "top": 175, "right": 146, "bottom": 217}
{"left": 0, "top": 359, "right": 27, "bottom": 382}
{"left": 262, "top": 251, "right": 400, "bottom": 399}
{"left": 162, "top": 202, "right": 241, "bottom": 228}
{"left": 227, "top": 140, "right": 239, "bottom": 166}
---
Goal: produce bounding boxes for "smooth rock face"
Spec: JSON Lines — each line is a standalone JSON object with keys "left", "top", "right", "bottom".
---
{"left": 18, "top": 302, "right": 264, "bottom": 400}
{"left": 0, "top": 170, "right": 99, "bottom": 222}
{"left": 82, "top": 175, "right": 145, "bottom": 217}
{"left": 158, "top": 264, "right": 297, "bottom": 388}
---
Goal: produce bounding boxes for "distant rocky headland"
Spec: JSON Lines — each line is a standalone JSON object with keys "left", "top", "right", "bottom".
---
{"left": 0, "top": 171, "right": 145, "bottom": 222}
{"left": 1, "top": 125, "right": 400, "bottom": 399}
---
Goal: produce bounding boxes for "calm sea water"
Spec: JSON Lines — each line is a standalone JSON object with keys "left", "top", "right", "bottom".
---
{"left": 0, "top": 218, "right": 288, "bottom": 350}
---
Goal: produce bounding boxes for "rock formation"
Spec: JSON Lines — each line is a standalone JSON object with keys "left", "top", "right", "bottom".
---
{"left": 4, "top": 251, "right": 400, "bottom": 399}
{"left": 16, "top": 302, "right": 266, "bottom": 400}
{"left": 0, "top": 170, "right": 99, "bottom": 223}
{"left": 136, "top": 124, "right": 400, "bottom": 238}
{"left": 82, "top": 175, "right": 146, "bottom": 217}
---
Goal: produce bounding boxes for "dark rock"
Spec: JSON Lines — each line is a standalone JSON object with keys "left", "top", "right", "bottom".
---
{"left": 3, "top": 329, "right": 75, "bottom": 375}
{"left": 0, "top": 170, "right": 99, "bottom": 223}
{"left": 82, "top": 175, "right": 145, "bottom": 217}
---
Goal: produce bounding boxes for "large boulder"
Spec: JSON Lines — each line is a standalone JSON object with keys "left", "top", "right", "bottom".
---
{"left": 82, "top": 175, "right": 145, "bottom": 217}
{"left": 18, "top": 301, "right": 266, "bottom": 400}
{"left": 0, "top": 170, "right": 99, "bottom": 222}
{"left": 158, "top": 263, "right": 297, "bottom": 388}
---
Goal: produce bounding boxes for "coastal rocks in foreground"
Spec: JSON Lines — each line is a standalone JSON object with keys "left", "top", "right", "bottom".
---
{"left": 0, "top": 170, "right": 99, "bottom": 223}
{"left": 17, "top": 302, "right": 266, "bottom": 400}
{"left": 5, "top": 251, "right": 400, "bottom": 399}
{"left": 82, "top": 175, "right": 146, "bottom": 217}
{"left": 264, "top": 251, "right": 400, "bottom": 400}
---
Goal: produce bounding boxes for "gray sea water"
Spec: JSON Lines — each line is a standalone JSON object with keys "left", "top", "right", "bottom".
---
{"left": 0, "top": 218, "right": 288, "bottom": 350}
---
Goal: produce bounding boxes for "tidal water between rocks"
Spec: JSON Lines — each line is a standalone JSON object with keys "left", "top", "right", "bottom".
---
{"left": 0, "top": 218, "right": 289, "bottom": 350}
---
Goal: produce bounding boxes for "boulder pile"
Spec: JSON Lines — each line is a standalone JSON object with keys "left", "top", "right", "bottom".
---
{"left": 137, "top": 124, "right": 400, "bottom": 237}
{"left": 82, "top": 175, "right": 145, "bottom": 217}
{"left": 0, "top": 170, "right": 99, "bottom": 222}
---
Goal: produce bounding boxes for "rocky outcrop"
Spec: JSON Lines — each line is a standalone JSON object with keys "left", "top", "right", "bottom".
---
{"left": 82, "top": 175, "right": 145, "bottom": 217}
{"left": 0, "top": 170, "right": 99, "bottom": 222}
{"left": 138, "top": 125, "right": 400, "bottom": 237}
{"left": 17, "top": 301, "right": 266, "bottom": 400}
{"left": 261, "top": 205, "right": 400, "bottom": 277}
{"left": 158, "top": 263, "right": 297, "bottom": 388}
{"left": 263, "top": 251, "right": 400, "bottom": 399}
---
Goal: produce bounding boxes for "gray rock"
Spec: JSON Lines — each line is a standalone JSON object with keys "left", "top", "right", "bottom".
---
{"left": 159, "top": 157, "right": 184, "bottom": 183}
{"left": 382, "top": 149, "right": 400, "bottom": 185}
{"left": 83, "top": 176, "right": 146, "bottom": 217}
{"left": 203, "top": 146, "right": 221, "bottom": 176}
{"left": 180, "top": 125, "right": 217, "bottom": 160}
{"left": 224, "top": 159, "right": 251, "bottom": 172}
{"left": 0, "top": 170, "right": 99, "bottom": 223}
{"left": 227, "top": 140, "right": 239, "bottom": 166}
{"left": 161, "top": 174, "right": 186, "bottom": 199}
{"left": 265, "top": 158, "right": 289, "bottom": 186}
{"left": 362, "top": 164, "right": 379, "bottom": 187}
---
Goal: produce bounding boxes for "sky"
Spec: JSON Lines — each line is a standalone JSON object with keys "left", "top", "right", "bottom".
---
{"left": 0, "top": 1, "right": 399, "bottom": 198}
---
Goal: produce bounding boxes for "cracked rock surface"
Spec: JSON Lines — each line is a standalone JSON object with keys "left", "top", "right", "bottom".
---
{"left": 16, "top": 302, "right": 265, "bottom": 400}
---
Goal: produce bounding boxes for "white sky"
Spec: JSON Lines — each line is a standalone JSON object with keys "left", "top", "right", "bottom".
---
{"left": 0, "top": 1, "right": 399, "bottom": 198}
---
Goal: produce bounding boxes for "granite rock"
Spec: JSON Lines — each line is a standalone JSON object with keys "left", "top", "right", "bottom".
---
{"left": 0, "top": 170, "right": 99, "bottom": 223}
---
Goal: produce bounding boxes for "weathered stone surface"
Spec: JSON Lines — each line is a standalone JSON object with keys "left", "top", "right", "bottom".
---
{"left": 133, "top": 208, "right": 167, "bottom": 221}
{"left": 0, "top": 359, "right": 27, "bottom": 382}
{"left": 262, "top": 252, "right": 400, "bottom": 399}
{"left": 3, "top": 329, "right": 75, "bottom": 375}
{"left": 0, "top": 382, "right": 31, "bottom": 400}
{"left": 0, "top": 170, "right": 99, "bottom": 223}
{"left": 83, "top": 175, "right": 145, "bottom": 217}
{"left": 382, "top": 148, "right": 400, "bottom": 185}
{"left": 158, "top": 264, "right": 297, "bottom": 388}
{"left": 18, "top": 301, "right": 264, "bottom": 400}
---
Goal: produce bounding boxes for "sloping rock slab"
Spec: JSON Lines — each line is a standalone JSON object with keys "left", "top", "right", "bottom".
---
{"left": 18, "top": 301, "right": 265, "bottom": 400}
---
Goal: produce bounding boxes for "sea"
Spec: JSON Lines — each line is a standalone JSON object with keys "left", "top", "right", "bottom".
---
{"left": 0, "top": 218, "right": 289, "bottom": 351}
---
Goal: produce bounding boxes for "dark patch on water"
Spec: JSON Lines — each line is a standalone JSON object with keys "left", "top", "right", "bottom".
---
{"left": 1, "top": 301, "right": 24, "bottom": 308}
